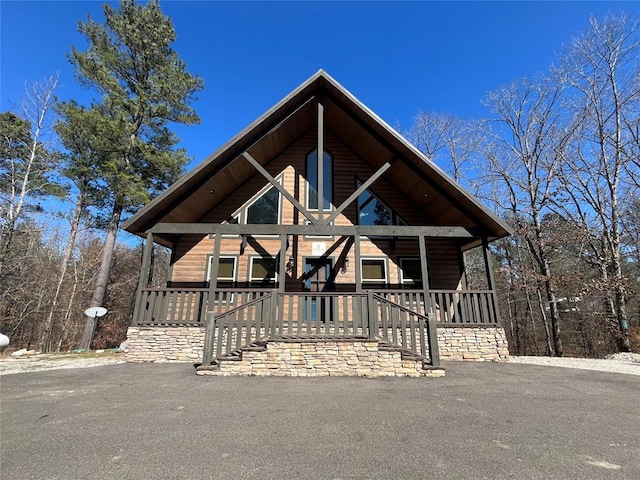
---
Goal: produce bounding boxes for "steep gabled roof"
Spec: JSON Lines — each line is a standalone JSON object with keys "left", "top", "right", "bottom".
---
{"left": 123, "top": 70, "right": 511, "bottom": 247}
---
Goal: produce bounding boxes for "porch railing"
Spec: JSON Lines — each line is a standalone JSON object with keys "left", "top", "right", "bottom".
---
{"left": 136, "top": 287, "right": 498, "bottom": 326}
{"left": 374, "top": 289, "right": 498, "bottom": 325}
{"left": 133, "top": 288, "right": 271, "bottom": 325}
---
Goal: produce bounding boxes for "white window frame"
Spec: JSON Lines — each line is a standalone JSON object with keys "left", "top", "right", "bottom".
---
{"left": 360, "top": 257, "right": 388, "bottom": 283}
{"left": 207, "top": 255, "right": 237, "bottom": 303}
{"left": 399, "top": 257, "right": 422, "bottom": 286}
{"left": 249, "top": 256, "right": 278, "bottom": 283}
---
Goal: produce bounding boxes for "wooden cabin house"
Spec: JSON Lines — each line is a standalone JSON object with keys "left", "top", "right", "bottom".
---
{"left": 122, "top": 71, "right": 511, "bottom": 377}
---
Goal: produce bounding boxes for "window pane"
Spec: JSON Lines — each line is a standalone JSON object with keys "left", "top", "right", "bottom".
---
{"left": 362, "top": 259, "right": 385, "bottom": 281}
{"left": 307, "top": 149, "right": 332, "bottom": 209}
{"left": 359, "top": 196, "right": 392, "bottom": 226}
{"left": 217, "top": 258, "right": 235, "bottom": 280}
{"left": 247, "top": 186, "right": 279, "bottom": 224}
{"left": 401, "top": 259, "right": 422, "bottom": 283}
{"left": 251, "top": 258, "right": 276, "bottom": 281}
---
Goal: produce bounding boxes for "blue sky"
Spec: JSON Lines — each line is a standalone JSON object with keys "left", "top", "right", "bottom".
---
{"left": 2, "top": 1, "right": 639, "bottom": 171}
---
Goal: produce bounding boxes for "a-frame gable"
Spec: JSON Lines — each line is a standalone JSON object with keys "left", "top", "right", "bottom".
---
{"left": 123, "top": 70, "right": 512, "bottom": 248}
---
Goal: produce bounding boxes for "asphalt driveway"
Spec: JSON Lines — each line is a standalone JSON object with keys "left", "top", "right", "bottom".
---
{"left": 1, "top": 362, "right": 638, "bottom": 479}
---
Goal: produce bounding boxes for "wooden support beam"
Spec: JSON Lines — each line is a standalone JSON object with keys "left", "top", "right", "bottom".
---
{"left": 279, "top": 234, "right": 287, "bottom": 293}
{"left": 242, "top": 152, "right": 318, "bottom": 225}
{"left": 354, "top": 234, "right": 362, "bottom": 292}
{"left": 132, "top": 232, "right": 154, "bottom": 326}
{"left": 323, "top": 159, "right": 394, "bottom": 225}
{"left": 418, "top": 234, "right": 431, "bottom": 316}
{"left": 150, "top": 223, "right": 480, "bottom": 238}
{"left": 201, "top": 313, "right": 215, "bottom": 366}
{"left": 317, "top": 98, "right": 324, "bottom": 222}
{"left": 482, "top": 236, "right": 502, "bottom": 325}
{"left": 203, "top": 233, "right": 221, "bottom": 323}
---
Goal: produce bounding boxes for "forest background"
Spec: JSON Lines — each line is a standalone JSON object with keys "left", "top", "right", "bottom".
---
{"left": 1, "top": 1, "right": 638, "bottom": 357}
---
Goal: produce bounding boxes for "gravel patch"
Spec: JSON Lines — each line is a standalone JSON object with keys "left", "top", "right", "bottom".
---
{"left": 0, "top": 353, "right": 125, "bottom": 375}
{"left": 509, "top": 353, "right": 640, "bottom": 376}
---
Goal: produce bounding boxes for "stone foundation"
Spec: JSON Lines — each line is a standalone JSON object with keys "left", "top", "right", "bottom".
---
{"left": 439, "top": 326, "right": 510, "bottom": 362}
{"left": 125, "top": 326, "right": 205, "bottom": 363}
{"left": 125, "top": 325, "right": 509, "bottom": 364}
{"left": 197, "top": 339, "right": 445, "bottom": 378}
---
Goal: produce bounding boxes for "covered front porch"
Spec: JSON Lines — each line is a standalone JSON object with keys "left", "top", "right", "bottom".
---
{"left": 131, "top": 224, "right": 503, "bottom": 369}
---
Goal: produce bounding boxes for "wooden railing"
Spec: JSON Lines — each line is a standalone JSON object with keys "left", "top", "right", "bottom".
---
{"left": 370, "top": 293, "right": 439, "bottom": 366}
{"left": 201, "top": 291, "right": 440, "bottom": 367}
{"left": 374, "top": 289, "right": 498, "bottom": 325}
{"left": 136, "top": 287, "right": 209, "bottom": 324}
{"left": 202, "top": 292, "right": 276, "bottom": 364}
{"left": 134, "top": 288, "right": 271, "bottom": 325}
{"left": 271, "top": 292, "right": 369, "bottom": 336}
{"left": 135, "top": 288, "right": 498, "bottom": 326}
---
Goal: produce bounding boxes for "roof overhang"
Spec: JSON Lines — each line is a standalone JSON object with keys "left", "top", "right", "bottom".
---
{"left": 123, "top": 70, "right": 512, "bottom": 249}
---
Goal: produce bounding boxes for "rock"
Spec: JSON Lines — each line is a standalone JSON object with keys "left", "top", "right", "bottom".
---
{"left": 96, "top": 349, "right": 105, "bottom": 354}
{"left": 11, "top": 348, "right": 27, "bottom": 357}
{"left": 119, "top": 340, "right": 129, "bottom": 352}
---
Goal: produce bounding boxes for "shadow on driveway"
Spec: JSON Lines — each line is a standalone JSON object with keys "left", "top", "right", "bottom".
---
{"left": 1, "top": 362, "right": 638, "bottom": 479}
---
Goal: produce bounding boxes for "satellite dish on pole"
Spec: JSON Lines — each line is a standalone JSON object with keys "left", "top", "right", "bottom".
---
{"left": 85, "top": 307, "right": 108, "bottom": 318}
{"left": 83, "top": 307, "right": 107, "bottom": 351}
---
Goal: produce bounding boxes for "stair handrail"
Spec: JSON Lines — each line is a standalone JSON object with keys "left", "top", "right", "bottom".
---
{"left": 370, "top": 292, "right": 440, "bottom": 367}
{"left": 201, "top": 292, "right": 274, "bottom": 366}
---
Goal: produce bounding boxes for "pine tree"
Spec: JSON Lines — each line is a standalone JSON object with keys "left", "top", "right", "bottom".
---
{"left": 58, "top": 0, "right": 203, "bottom": 348}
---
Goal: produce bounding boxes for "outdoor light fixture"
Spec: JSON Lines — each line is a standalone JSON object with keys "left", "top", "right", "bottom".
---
{"left": 287, "top": 256, "right": 294, "bottom": 272}
{"left": 341, "top": 257, "right": 349, "bottom": 274}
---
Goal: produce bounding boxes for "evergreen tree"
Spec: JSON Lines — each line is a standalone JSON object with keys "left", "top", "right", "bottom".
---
{"left": 59, "top": 0, "right": 203, "bottom": 348}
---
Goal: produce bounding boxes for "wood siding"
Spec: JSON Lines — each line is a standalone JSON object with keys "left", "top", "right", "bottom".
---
{"left": 171, "top": 129, "right": 463, "bottom": 290}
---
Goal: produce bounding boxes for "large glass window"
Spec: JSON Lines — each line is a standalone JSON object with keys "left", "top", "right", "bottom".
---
{"left": 246, "top": 185, "right": 279, "bottom": 224}
{"left": 307, "top": 149, "right": 333, "bottom": 210}
{"left": 356, "top": 180, "right": 404, "bottom": 226}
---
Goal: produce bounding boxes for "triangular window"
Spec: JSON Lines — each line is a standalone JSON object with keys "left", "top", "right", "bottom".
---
{"left": 356, "top": 180, "right": 405, "bottom": 226}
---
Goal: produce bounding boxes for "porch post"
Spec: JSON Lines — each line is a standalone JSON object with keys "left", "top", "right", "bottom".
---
{"left": 482, "top": 236, "right": 502, "bottom": 324}
{"left": 203, "top": 232, "right": 221, "bottom": 323}
{"left": 132, "top": 232, "right": 154, "bottom": 325}
{"left": 418, "top": 235, "right": 432, "bottom": 316}
{"left": 279, "top": 234, "right": 288, "bottom": 294}
{"left": 354, "top": 234, "right": 362, "bottom": 292}
{"left": 317, "top": 98, "right": 324, "bottom": 222}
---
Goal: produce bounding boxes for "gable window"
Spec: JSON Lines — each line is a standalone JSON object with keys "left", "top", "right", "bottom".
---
{"left": 306, "top": 149, "right": 333, "bottom": 210}
{"left": 361, "top": 258, "right": 388, "bottom": 284}
{"left": 356, "top": 180, "right": 405, "bottom": 226}
{"left": 249, "top": 256, "right": 277, "bottom": 285}
{"left": 399, "top": 258, "right": 423, "bottom": 288}
{"left": 246, "top": 185, "right": 280, "bottom": 224}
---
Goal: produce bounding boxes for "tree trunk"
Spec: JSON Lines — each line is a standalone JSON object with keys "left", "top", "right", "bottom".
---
{"left": 77, "top": 204, "right": 122, "bottom": 349}
{"left": 40, "top": 195, "right": 84, "bottom": 352}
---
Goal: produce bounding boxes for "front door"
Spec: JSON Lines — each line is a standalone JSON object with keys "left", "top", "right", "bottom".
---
{"left": 303, "top": 258, "right": 333, "bottom": 322}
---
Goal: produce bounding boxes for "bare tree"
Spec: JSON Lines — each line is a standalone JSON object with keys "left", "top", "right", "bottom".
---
{"left": 553, "top": 13, "right": 640, "bottom": 350}
{"left": 482, "top": 75, "right": 570, "bottom": 356}
{"left": 0, "top": 75, "right": 62, "bottom": 277}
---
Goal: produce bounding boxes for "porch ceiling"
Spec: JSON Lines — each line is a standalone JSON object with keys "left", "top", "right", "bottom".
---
{"left": 123, "top": 70, "right": 512, "bottom": 249}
